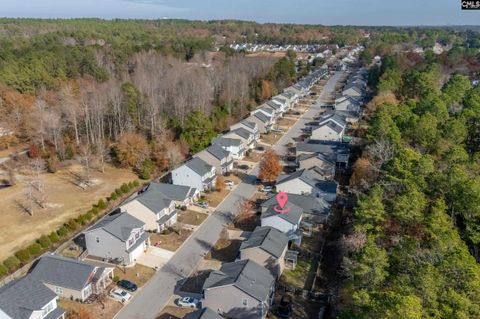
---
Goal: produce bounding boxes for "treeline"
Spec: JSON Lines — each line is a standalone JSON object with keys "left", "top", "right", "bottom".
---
{"left": 341, "top": 53, "right": 480, "bottom": 318}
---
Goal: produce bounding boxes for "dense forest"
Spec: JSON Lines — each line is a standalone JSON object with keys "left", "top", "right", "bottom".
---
{"left": 340, "top": 43, "right": 480, "bottom": 318}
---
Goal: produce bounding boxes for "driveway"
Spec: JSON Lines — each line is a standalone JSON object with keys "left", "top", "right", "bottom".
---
{"left": 114, "top": 71, "right": 344, "bottom": 319}
{"left": 136, "top": 247, "right": 174, "bottom": 269}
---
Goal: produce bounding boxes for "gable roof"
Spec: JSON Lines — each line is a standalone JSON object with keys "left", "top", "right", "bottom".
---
{"left": 212, "top": 136, "right": 242, "bottom": 148}
{"left": 261, "top": 193, "right": 330, "bottom": 216}
{"left": 318, "top": 111, "right": 347, "bottom": 128}
{"left": 297, "top": 153, "right": 336, "bottom": 167}
{"left": 85, "top": 212, "right": 144, "bottom": 242}
{"left": 240, "top": 226, "right": 289, "bottom": 258}
{"left": 142, "top": 183, "right": 197, "bottom": 202}
{"left": 132, "top": 183, "right": 173, "bottom": 214}
{"left": 312, "top": 120, "right": 344, "bottom": 134}
{"left": 239, "top": 119, "right": 256, "bottom": 130}
{"left": 252, "top": 111, "right": 271, "bottom": 124}
{"left": 266, "top": 101, "right": 282, "bottom": 110}
{"left": 203, "top": 259, "right": 274, "bottom": 302}
{"left": 29, "top": 254, "right": 96, "bottom": 291}
{"left": 185, "top": 308, "right": 224, "bottom": 319}
{"left": 206, "top": 144, "right": 230, "bottom": 161}
{"left": 259, "top": 106, "right": 275, "bottom": 115}
{"left": 0, "top": 275, "right": 60, "bottom": 319}
{"left": 261, "top": 204, "right": 303, "bottom": 225}
{"left": 228, "top": 128, "right": 252, "bottom": 140}
{"left": 185, "top": 157, "right": 214, "bottom": 176}
{"left": 296, "top": 140, "right": 349, "bottom": 157}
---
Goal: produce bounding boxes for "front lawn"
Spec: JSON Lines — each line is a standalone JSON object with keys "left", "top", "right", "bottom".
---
{"left": 115, "top": 264, "right": 155, "bottom": 288}
{"left": 177, "top": 210, "right": 208, "bottom": 226}
{"left": 150, "top": 229, "right": 193, "bottom": 252}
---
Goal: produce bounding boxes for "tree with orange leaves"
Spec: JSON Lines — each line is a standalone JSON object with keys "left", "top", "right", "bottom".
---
{"left": 258, "top": 148, "right": 282, "bottom": 182}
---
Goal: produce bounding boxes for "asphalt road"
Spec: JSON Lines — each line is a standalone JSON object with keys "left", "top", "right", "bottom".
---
{"left": 115, "top": 71, "right": 343, "bottom": 319}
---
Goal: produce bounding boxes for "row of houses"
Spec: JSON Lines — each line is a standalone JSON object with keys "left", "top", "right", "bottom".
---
{"left": 0, "top": 68, "right": 329, "bottom": 319}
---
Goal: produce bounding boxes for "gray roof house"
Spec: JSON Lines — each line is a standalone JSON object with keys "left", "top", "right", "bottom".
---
{"left": 239, "top": 226, "right": 289, "bottom": 279}
{"left": 230, "top": 120, "right": 260, "bottom": 142}
{"left": 310, "top": 120, "right": 345, "bottom": 142}
{"left": 317, "top": 111, "right": 347, "bottom": 128}
{"left": 195, "top": 144, "right": 234, "bottom": 175}
{"left": 84, "top": 212, "right": 149, "bottom": 265}
{"left": 246, "top": 114, "right": 270, "bottom": 134}
{"left": 296, "top": 153, "right": 336, "bottom": 178}
{"left": 212, "top": 136, "right": 246, "bottom": 160}
{"left": 140, "top": 182, "right": 200, "bottom": 207}
{"left": 29, "top": 254, "right": 114, "bottom": 302}
{"left": 185, "top": 308, "right": 224, "bottom": 319}
{"left": 261, "top": 193, "right": 331, "bottom": 224}
{"left": 276, "top": 166, "right": 338, "bottom": 202}
{"left": 260, "top": 204, "right": 303, "bottom": 236}
{"left": 0, "top": 275, "right": 65, "bottom": 319}
{"left": 203, "top": 259, "right": 275, "bottom": 319}
{"left": 295, "top": 140, "right": 349, "bottom": 167}
{"left": 172, "top": 157, "right": 217, "bottom": 191}
{"left": 224, "top": 128, "right": 256, "bottom": 149}
{"left": 121, "top": 183, "right": 177, "bottom": 232}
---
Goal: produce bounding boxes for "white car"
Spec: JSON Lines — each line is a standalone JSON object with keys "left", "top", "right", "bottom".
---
{"left": 177, "top": 297, "right": 199, "bottom": 308}
{"left": 225, "top": 180, "right": 234, "bottom": 187}
{"left": 110, "top": 288, "right": 132, "bottom": 303}
{"left": 262, "top": 186, "right": 273, "bottom": 193}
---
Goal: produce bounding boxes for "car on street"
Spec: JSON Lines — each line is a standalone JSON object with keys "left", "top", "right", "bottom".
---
{"left": 117, "top": 279, "right": 138, "bottom": 292}
{"left": 277, "top": 294, "right": 293, "bottom": 318}
{"left": 195, "top": 201, "right": 209, "bottom": 209}
{"left": 110, "top": 288, "right": 132, "bottom": 303}
{"left": 177, "top": 297, "right": 199, "bottom": 308}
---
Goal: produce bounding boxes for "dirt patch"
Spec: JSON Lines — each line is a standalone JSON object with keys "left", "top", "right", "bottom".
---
{"left": 115, "top": 264, "right": 155, "bottom": 288}
{"left": 59, "top": 297, "right": 122, "bottom": 319}
{"left": 150, "top": 229, "right": 193, "bottom": 252}
{"left": 177, "top": 210, "right": 208, "bottom": 226}
{"left": 261, "top": 132, "right": 284, "bottom": 145}
{"left": 244, "top": 151, "right": 262, "bottom": 163}
{"left": 157, "top": 306, "right": 195, "bottom": 319}
{"left": 204, "top": 188, "right": 230, "bottom": 207}
{"left": 205, "top": 238, "right": 242, "bottom": 262}
{"left": 277, "top": 117, "right": 297, "bottom": 128}
{"left": 0, "top": 164, "right": 137, "bottom": 260}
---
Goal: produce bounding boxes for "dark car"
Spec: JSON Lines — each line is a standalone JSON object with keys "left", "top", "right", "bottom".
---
{"left": 277, "top": 295, "right": 293, "bottom": 318}
{"left": 117, "top": 279, "right": 138, "bottom": 292}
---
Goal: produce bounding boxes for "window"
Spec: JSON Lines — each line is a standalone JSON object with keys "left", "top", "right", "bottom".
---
{"left": 242, "top": 298, "right": 248, "bottom": 306}
{"left": 135, "top": 232, "right": 140, "bottom": 239}
{"left": 96, "top": 237, "right": 100, "bottom": 243}
{"left": 129, "top": 238, "right": 134, "bottom": 246}
{"left": 55, "top": 286, "right": 63, "bottom": 294}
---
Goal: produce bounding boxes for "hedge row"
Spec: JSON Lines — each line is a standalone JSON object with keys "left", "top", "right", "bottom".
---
{"left": 0, "top": 180, "right": 141, "bottom": 278}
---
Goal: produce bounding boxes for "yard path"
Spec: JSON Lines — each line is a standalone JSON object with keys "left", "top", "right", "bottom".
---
{"left": 115, "top": 71, "right": 343, "bottom": 319}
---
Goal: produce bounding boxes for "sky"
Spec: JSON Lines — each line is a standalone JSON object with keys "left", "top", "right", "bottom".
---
{"left": 0, "top": 0, "right": 479, "bottom": 26}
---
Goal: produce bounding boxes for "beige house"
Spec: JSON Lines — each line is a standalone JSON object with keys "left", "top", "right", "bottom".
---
{"left": 239, "top": 226, "right": 289, "bottom": 279}
{"left": 30, "top": 254, "right": 114, "bottom": 302}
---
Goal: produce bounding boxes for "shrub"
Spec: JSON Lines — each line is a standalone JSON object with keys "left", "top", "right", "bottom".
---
{"left": 37, "top": 235, "right": 52, "bottom": 248}
{"left": 3, "top": 256, "right": 20, "bottom": 272}
{"left": 110, "top": 192, "right": 118, "bottom": 201}
{"left": 90, "top": 207, "right": 99, "bottom": 215}
{"left": 76, "top": 215, "right": 87, "bottom": 226}
{"left": 15, "top": 249, "right": 30, "bottom": 263}
{"left": 128, "top": 181, "right": 134, "bottom": 189}
{"left": 97, "top": 199, "right": 107, "bottom": 210}
{"left": 0, "top": 264, "right": 8, "bottom": 277}
{"left": 112, "top": 275, "right": 120, "bottom": 282}
{"left": 120, "top": 183, "right": 130, "bottom": 193}
{"left": 84, "top": 212, "right": 93, "bottom": 221}
{"left": 27, "top": 243, "right": 42, "bottom": 256}
{"left": 132, "top": 180, "right": 140, "bottom": 187}
{"left": 48, "top": 231, "right": 60, "bottom": 243}
{"left": 57, "top": 226, "right": 69, "bottom": 237}
{"left": 67, "top": 219, "right": 79, "bottom": 231}
{"left": 115, "top": 188, "right": 123, "bottom": 196}
{"left": 139, "top": 158, "right": 154, "bottom": 180}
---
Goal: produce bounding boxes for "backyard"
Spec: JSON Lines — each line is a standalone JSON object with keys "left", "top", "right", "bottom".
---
{"left": 0, "top": 163, "right": 137, "bottom": 260}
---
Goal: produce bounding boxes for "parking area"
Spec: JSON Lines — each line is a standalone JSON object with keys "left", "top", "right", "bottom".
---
{"left": 137, "top": 246, "right": 174, "bottom": 269}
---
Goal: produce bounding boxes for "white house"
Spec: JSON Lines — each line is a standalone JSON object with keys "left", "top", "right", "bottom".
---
{"left": 335, "top": 96, "right": 361, "bottom": 112}
{"left": 172, "top": 157, "right": 217, "bottom": 191}
{"left": 121, "top": 183, "right": 177, "bottom": 232}
{"left": 230, "top": 119, "right": 260, "bottom": 142}
{"left": 139, "top": 182, "right": 200, "bottom": 208}
{"left": 195, "top": 144, "right": 234, "bottom": 175}
{"left": 212, "top": 136, "right": 246, "bottom": 159}
{"left": 84, "top": 212, "right": 149, "bottom": 266}
{"left": 224, "top": 127, "right": 256, "bottom": 149}
{"left": 260, "top": 205, "right": 303, "bottom": 235}
{"left": 252, "top": 106, "right": 276, "bottom": 121}
{"left": 311, "top": 121, "right": 345, "bottom": 142}
{"left": 342, "top": 84, "right": 364, "bottom": 97}
{"left": 247, "top": 113, "right": 274, "bottom": 134}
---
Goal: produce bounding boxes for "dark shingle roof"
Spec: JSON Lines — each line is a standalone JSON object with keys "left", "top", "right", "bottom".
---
{"left": 239, "top": 119, "right": 256, "bottom": 130}
{"left": 261, "top": 204, "right": 303, "bottom": 225}
{"left": 253, "top": 112, "right": 271, "bottom": 124}
{"left": 296, "top": 141, "right": 349, "bottom": 157}
{"left": 206, "top": 144, "right": 230, "bottom": 161}
{"left": 261, "top": 193, "right": 330, "bottom": 216}
{"left": 228, "top": 128, "right": 251, "bottom": 140}
{"left": 29, "top": 254, "right": 95, "bottom": 291}
{"left": 0, "top": 275, "right": 61, "bottom": 319}
{"left": 312, "top": 121, "right": 344, "bottom": 134}
{"left": 240, "top": 226, "right": 288, "bottom": 258}
{"left": 186, "top": 157, "right": 214, "bottom": 176}
{"left": 185, "top": 308, "right": 224, "bottom": 319}
{"left": 203, "top": 260, "right": 274, "bottom": 302}
{"left": 213, "top": 136, "right": 242, "bottom": 148}
{"left": 134, "top": 184, "right": 173, "bottom": 214}
{"left": 143, "top": 183, "right": 197, "bottom": 203}
{"left": 266, "top": 101, "right": 281, "bottom": 110}
{"left": 86, "top": 212, "right": 144, "bottom": 242}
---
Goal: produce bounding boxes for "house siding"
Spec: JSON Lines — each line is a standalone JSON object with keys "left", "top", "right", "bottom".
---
{"left": 311, "top": 126, "right": 342, "bottom": 142}
{"left": 261, "top": 216, "right": 297, "bottom": 234}
{"left": 121, "top": 201, "right": 160, "bottom": 232}
{"left": 43, "top": 282, "right": 91, "bottom": 302}
{"left": 204, "top": 285, "right": 266, "bottom": 319}
{"left": 276, "top": 179, "right": 312, "bottom": 196}
{"left": 172, "top": 165, "right": 204, "bottom": 191}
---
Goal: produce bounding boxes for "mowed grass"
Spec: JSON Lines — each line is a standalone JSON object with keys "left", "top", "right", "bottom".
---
{"left": 0, "top": 163, "right": 137, "bottom": 260}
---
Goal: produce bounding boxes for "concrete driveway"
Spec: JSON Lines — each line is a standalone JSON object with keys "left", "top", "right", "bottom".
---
{"left": 136, "top": 247, "right": 174, "bottom": 269}
{"left": 114, "top": 71, "right": 343, "bottom": 319}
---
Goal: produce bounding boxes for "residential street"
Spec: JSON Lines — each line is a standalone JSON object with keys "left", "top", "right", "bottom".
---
{"left": 115, "top": 71, "right": 343, "bottom": 319}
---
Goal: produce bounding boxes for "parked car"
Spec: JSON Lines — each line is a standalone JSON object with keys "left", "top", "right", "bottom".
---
{"left": 277, "top": 294, "right": 293, "bottom": 318}
{"left": 262, "top": 186, "right": 273, "bottom": 193}
{"left": 117, "top": 279, "right": 137, "bottom": 292}
{"left": 177, "top": 297, "right": 199, "bottom": 308}
{"left": 256, "top": 146, "right": 265, "bottom": 151}
{"left": 195, "top": 201, "right": 209, "bottom": 209}
{"left": 225, "top": 180, "right": 234, "bottom": 187}
{"left": 270, "top": 128, "right": 284, "bottom": 133}
{"left": 238, "top": 164, "right": 250, "bottom": 170}
{"left": 110, "top": 288, "right": 132, "bottom": 303}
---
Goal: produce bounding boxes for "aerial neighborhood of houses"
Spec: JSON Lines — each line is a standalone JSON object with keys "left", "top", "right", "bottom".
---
{"left": 0, "top": 45, "right": 367, "bottom": 319}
